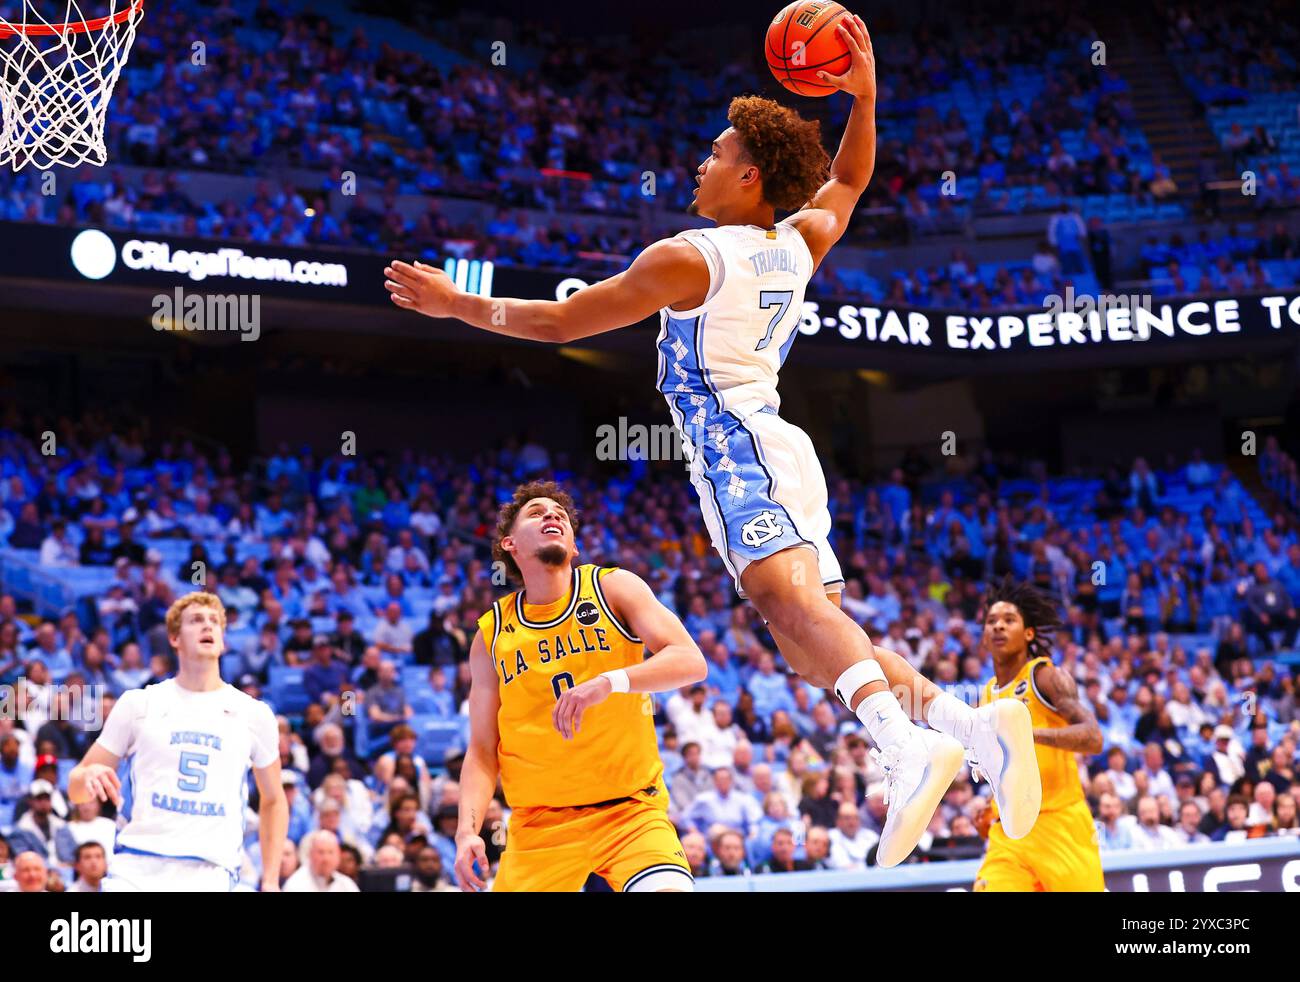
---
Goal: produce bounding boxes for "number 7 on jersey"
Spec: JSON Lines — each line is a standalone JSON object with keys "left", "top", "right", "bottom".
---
{"left": 756, "top": 290, "right": 793, "bottom": 351}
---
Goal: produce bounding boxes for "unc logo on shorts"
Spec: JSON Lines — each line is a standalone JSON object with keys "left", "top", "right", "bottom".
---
{"left": 740, "top": 510, "right": 784, "bottom": 548}
{"left": 575, "top": 601, "right": 600, "bottom": 626}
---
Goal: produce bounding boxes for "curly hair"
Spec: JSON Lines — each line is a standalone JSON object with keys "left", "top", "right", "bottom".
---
{"left": 165, "top": 591, "right": 227, "bottom": 639}
{"left": 491, "top": 480, "right": 580, "bottom": 585}
{"left": 727, "top": 95, "right": 830, "bottom": 211}
{"left": 981, "top": 575, "right": 1061, "bottom": 659}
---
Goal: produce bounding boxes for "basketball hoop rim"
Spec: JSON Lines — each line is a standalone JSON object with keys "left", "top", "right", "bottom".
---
{"left": 0, "top": 0, "right": 144, "bottom": 39}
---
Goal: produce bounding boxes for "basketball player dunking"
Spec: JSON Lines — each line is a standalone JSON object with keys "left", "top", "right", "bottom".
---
{"left": 386, "top": 15, "right": 1040, "bottom": 865}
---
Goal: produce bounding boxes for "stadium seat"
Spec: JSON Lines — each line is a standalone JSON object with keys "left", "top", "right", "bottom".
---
{"left": 409, "top": 688, "right": 443, "bottom": 717}
{"left": 411, "top": 715, "right": 462, "bottom": 768}
{"left": 268, "top": 667, "right": 309, "bottom": 715}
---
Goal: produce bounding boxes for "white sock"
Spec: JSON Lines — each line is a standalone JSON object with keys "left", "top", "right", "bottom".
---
{"left": 925, "top": 690, "right": 978, "bottom": 747}
{"left": 856, "top": 690, "right": 915, "bottom": 751}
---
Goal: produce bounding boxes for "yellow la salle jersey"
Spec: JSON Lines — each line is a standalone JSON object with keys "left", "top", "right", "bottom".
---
{"left": 476, "top": 564, "right": 662, "bottom": 809}
{"left": 983, "top": 656, "right": 1085, "bottom": 815}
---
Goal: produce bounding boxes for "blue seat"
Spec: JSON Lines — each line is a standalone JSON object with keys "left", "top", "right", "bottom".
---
{"left": 411, "top": 715, "right": 461, "bottom": 767}
{"left": 409, "top": 689, "right": 444, "bottom": 717}
{"left": 268, "top": 666, "right": 309, "bottom": 715}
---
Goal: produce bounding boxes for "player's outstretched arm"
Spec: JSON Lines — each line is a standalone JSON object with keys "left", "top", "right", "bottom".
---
{"left": 455, "top": 629, "right": 501, "bottom": 892}
{"left": 383, "top": 237, "right": 709, "bottom": 344}
{"left": 1031, "top": 663, "right": 1105, "bottom": 754}
{"left": 551, "top": 569, "right": 707, "bottom": 740}
{"left": 252, "top": 758, "right": 289, "bottom": 892}
{"left": 786, "top": 14, "right": 877, "bottom": 270}
{"left": 68, "top": 743, "right": 123, "bottom": 807}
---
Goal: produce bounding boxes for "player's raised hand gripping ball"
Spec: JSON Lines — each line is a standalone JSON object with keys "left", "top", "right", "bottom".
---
{"left": 766, "top": 2, "right": 873, "bottom": 100}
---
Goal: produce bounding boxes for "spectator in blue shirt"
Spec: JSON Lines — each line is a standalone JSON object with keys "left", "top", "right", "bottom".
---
{"left": 747, "top": 651, "right": 795, "bottom": 721}
{"left": 706, "top": 592, "right": 732, "bottom": 636}
{"left": 27, "top": 624, "right": 73, "bottom": 680}
{"left": 931, "top": 491, "right": 958, "bottom": 539}
{"left": 748, "top": 790, "right": 803, "bottom": 867}
{"left": 879, "top": 469, "right": 911, "bottom": 532}
{"left": 854, "top": 489, "right": 892, "bottom": 548}
{"left": 256, "top": 491, "right": 294, "bottom": 538}
{"left": 1184, "top": 448, "right": 1215, "bottom": 491}
{"left": 76, "top": 642, "right": 113, "bottom": 692}
{"left": 1095, "top": 792, "right": 1134, "bottom": 849}
{"left": 1121, "top": 573, "right": 1156, "bottom": 634}
{"left": 704, "top": 640, "right": 740, "bottom": 704}
{"left": 1127, "top": 458, "right": 1161, "bottom": 512}
{"left": 108, "top": 642, "right": 150, "bottom": 697}
{"left": 1200, "top": 566, "right": 1236, "bottom": 633}
{"left": 959, "top": 502, "right": 990, "bottom": 560}
{"left": 1105, "top": 684, "right": 1140, "bottom": 750}
{"left": 863, "top": 575, "right": 901, "bottom": 634}
{"left": 423, "top": 666, "right": 456, "bottom": 719}
{"left": 682, "top": 595, "right": 714, "bottom": 640}
{"left": 1214, "top": 472, "right": 1245, "bottom": 527}
{"left": 303, "top": 635, "right": 348, "bottom": 707}
{"left": 282, "top": 772, "right": 314, "bottom": 844}
{"left": 789, "top": 685, "right": 817, "bottom": 736}
{"left": 430, "top": 805, "right": 459, "bottom": 873}
{"left": 366, "top": 660, "right": 413, "bottom": 740}
{"left": 686, "top": 767, "right": 762, "bottom": 838}
{"left": 325, "top": 567, "right": 369, "bottom": 621}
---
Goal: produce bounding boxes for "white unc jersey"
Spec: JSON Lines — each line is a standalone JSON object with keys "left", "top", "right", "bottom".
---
{"left": 654, "top": 221, "right": 844, "bottom": 599}
{"left": 97, "top": 679, "right": 279, "bottom": 874}
{"left": 656, "top": 221, "right": 812, "bottom": 451}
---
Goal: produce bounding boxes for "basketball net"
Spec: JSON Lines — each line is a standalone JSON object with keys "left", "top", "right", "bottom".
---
{"left": 0, "top": 0, "right": 144, "bottom": 170}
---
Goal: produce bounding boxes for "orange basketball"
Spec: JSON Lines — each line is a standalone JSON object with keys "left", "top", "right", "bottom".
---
{"left": 766, "top": 1, "right": 854, "bottom": 97}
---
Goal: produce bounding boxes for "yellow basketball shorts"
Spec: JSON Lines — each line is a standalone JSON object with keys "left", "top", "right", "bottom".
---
{"left": 974, "top": 799, "right": 1105, "bottom": 892}
{"left": 493, "top": 790, "right": 693, "bottom": 893}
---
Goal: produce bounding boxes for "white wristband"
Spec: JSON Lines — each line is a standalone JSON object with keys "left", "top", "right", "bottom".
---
{"left": 601, "top": 669, "right": 631, "bottom": 694}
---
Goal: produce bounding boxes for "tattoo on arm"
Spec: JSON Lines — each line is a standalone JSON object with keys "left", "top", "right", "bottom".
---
{"left": 1033, "top": 664, "right": 1103, "bottom": 754}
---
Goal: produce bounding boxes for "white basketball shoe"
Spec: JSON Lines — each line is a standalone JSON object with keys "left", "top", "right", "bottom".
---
{"left": 873, "top": 728, "right": 965, "bottom": 868}
{"left": 965, "top": 699, "right": 1042, "bottom": 839}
